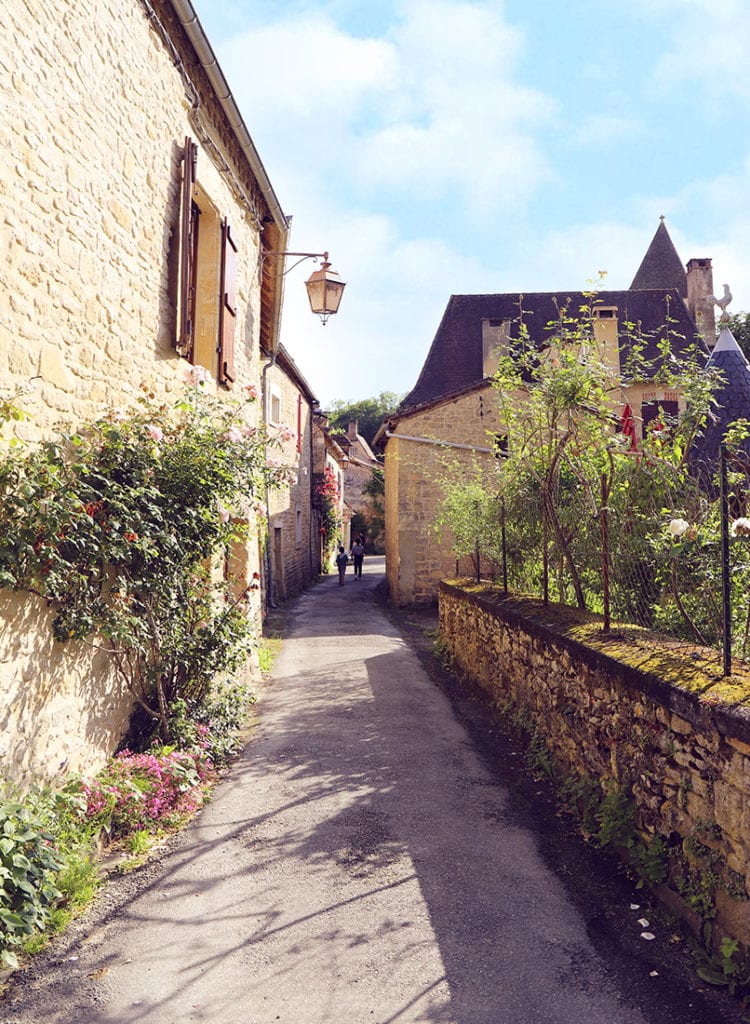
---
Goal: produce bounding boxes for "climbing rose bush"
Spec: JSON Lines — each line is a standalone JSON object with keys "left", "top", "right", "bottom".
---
{"left": 0, "top": 379, "right": 292, "bottom": 741}
{"left": 316, "top": 464, "right": 341, "bottom": 560}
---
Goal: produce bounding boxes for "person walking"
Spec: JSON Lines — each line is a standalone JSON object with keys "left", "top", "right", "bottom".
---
{"left": 335, "top": 544, "right": 348, "bottom": 585}
{"left": 351, "top": 538, "right": 365, "bottom": 579}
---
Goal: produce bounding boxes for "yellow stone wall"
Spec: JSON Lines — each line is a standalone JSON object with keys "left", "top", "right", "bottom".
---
{"left": 0, "top": 0, "right": 269, "bottom": 782}
{"left": 385, "top": 385, "right": 500, "bottom": 605}
{"left": 440, "top": 581, "right": 750, "bottom": 948}
{"left": 265, "top": 361, "right": 315, "bottom": 602}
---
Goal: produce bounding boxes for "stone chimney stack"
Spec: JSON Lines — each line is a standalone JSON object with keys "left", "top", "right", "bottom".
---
{"left": 687, "top": 257, "right": 716, "bottom": 348}
{"left": 347, "top": 419, "right": 358, "bottom": 441}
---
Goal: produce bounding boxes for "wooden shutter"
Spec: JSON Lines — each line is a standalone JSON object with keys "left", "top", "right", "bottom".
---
{"left": 177, "top": 136, "right": 198, "bottom": 357}
{"left": 219, "top": 218, "right": 237, "bottom": 387}
{"left": 297, "top": 393, "right": 303, "bottom": 453}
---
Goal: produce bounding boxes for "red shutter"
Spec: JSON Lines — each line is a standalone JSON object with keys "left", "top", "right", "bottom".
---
{"left": 219, "top": 218, "right": 237, "bottom": 387}
{"left": 177, "top": 137, "right": 198, "bottom": 357}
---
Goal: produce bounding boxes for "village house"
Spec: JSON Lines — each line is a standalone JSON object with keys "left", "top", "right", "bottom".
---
{"left": 379, "top": 220, "right": 721, "bottom": 606}
{"left": 312, "top": 411, "right": 350, "bottom": 565}
{"left": 330, "top": 420, "right": 383, "bottom": 548}
{"left": 0, "top": 0, "right": 297, "bottom": 781}
{"left": 263, "top": 345, "right": 319, "bottom": 605}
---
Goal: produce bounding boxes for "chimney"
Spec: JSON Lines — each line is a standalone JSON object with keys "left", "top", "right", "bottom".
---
{"left": 687, "top": 258, "right": 716, "bottom": 348}
{"left": 481, "top": 319, "right": 511, "bottom": 378}
{"left": 347, "top": 419, "right": 358, "bottom": 441}
{"left": 592, "top": 306, "right": 620, "bottom": 377}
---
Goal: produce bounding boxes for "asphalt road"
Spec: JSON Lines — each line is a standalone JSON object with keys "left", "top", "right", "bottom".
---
{"left": 2, "top": 557, "right": 744, "bottom": 1023}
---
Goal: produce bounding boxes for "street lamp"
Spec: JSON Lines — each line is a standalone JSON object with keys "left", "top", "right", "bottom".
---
{"left": 266, "top": 250, "right": 346, "bottom": 325}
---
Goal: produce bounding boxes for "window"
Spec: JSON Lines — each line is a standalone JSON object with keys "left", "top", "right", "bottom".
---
{"left": 642, "top": 399, "right": 679, "bottom": 435}
{"left": 176, "top": 136, "right": 237, "bottom": 387}
{"left": 270, "top": 385, "right": 282, "bottom": 425}
{"left": 296, "top": 509, "right": 302, "bottom": 546}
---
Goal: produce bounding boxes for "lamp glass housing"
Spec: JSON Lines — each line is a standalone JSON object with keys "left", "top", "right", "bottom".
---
{"left": 305, "top": 262, "right": 346, "bottom": 323}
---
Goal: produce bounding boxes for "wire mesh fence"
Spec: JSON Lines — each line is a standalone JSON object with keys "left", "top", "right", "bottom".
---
{"left": 475, "top": 448, "right": 750, "bottom": 674}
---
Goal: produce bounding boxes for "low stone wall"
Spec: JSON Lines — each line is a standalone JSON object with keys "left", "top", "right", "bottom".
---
{"left": 439, "top": 579, "right": 750, "bottom": 948}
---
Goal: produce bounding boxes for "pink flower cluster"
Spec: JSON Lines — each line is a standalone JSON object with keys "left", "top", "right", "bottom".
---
{"left": 276, "top": 424, "right": 297, "bottom": 444}
{"left": 80, "top": 748, "right": 213, "bottom": 834}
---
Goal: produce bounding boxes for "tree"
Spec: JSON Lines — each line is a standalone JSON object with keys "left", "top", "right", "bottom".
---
{"left": 361, "top": 466, "right": 385, "bottom": 552}
{"left": 328, "top": 392, "right": 402, "bottom": 447}
{"left": 436, "top": 291, "right": 722, "bottom": 632}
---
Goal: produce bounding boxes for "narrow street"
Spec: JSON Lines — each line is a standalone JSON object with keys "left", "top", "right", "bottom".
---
{"left": 2, "top": 558, "right": 743, "bottom": 1024}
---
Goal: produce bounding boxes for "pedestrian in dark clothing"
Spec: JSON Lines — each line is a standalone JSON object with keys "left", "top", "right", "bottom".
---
{"left": 335, "top": 545, "right": 348, "bottom": 585}
{"left": 351, "top": 539, "right": 365, "bottom": 579}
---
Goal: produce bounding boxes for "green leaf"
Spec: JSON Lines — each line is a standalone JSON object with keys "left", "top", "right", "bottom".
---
{"left": 1, "top": 949, "right": 19, "bottom": 969}
{"left": 696, "top": 967, "right": 730, "bottom": 987}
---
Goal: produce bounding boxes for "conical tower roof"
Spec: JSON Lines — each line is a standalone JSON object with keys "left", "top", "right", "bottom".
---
{"left": 630, "top": 218, "right": 687, "bottom": 296}
{"left": 690, "top": 327, "right": 750, "bottom": 479}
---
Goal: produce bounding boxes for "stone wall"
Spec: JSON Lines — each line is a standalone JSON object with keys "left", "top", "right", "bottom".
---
{"left": 0, "top": 0, "right": 270, "bottom": 782}
{"left": 384, "top": 384, "right": 500, "bottom": 605}
{"left": 265, "top": 359, "right": 315, "bottom": 602}
{"left": 439, "top": 580, "right": 750, "bottom": 947}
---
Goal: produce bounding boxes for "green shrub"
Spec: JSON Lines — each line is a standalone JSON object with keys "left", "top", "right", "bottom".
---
{"left": 0, "top": 798, "right": 65, "bottom": 968}
{"left": 167, "top": 678, "right": 255, "bottom": 767}
{"left": 0, "top": 380, "right": 287, "bottom": 742}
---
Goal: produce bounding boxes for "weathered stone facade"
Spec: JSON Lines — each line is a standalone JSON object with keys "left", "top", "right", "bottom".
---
{"left": 312, "top": 413, "right": 349, "bottom": 567}
{"left": 440, "top": 581, "right": 750, "bottom": 947}
{"left": 264, "top": 348, "right": 317, "bottom": 603}
{"left": 1, "top": 0, "right": 287, "bottom": 781}
{"left": 384, "top": 383, "right": 500, "bottom": 605}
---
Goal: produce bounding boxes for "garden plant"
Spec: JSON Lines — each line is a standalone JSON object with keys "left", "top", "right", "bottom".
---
{"left": 0, "top": 372, "right": 292, "bottom": 964}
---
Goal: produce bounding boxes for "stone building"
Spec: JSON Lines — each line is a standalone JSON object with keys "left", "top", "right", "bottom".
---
{"left": 0, "top": 0, "right": 291, "bottom": 780}
{"left": 331, "top": 420, "right": 383, "bottom": 548}
{"left": 263, "top": 345, "right": 319, "bottom": 604}
{"left": 312, "top": 412, "right": 350, "bottom": 567}
{"left": 380, "top": 220, "right": 720, "bottom": 605}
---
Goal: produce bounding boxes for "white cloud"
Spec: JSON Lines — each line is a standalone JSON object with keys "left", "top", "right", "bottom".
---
{"left": 625, "top": 0, "right": 750, "bottom": 99}
{"left": 353, "top": 1, "right": 553, "bottom": 212}
{"left": 215, "top": 2, "right": 553, "bottom": 216}
{"left": 571, "top": 114, "right": 643, "bottom": 146}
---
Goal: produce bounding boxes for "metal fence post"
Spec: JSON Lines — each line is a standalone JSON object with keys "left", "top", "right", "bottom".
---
{"left": 542, "top": 493, "right": 549, "bottom": 606}
{"left": 501, "top": 497, "right": 508, "bottom": 595}
{"left": 601, "top": 473, "right": 610, "bottom": 633}
{"left": 720, "top": 444, "right": 732, "bottom": 677}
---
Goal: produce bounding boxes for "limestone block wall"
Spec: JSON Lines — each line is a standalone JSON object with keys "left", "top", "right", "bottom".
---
{"left": 0, "top": 0, "right": 269, "bottom": 781}
{"left": 1, "top": 0, "right": 265, "bottom": 431}
{"left": 265, "top": 360, "right": 315, "bottom": 602}
{"left": 0, "top": 593, "right": 135, "bottom": 782}
{"left": 439, "top": 581, "right": 750, "bottom": 946}
{"left": 385, "top": 385, "right": 499, "bottom": 605}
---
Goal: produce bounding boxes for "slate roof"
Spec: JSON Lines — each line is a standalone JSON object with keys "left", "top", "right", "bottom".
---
{"left": 689, "top": 327, "right": 750, "bottom": 474}
{"left": 399, "top": 287, "right": 699, "bottom": 413}
{"left": 630, "top": 219, "right": 687, "bottom": 296}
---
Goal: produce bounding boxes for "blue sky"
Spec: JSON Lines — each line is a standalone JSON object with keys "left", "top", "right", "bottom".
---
{"left": 192, "top": 0, "right": 750, "bottom": 408}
